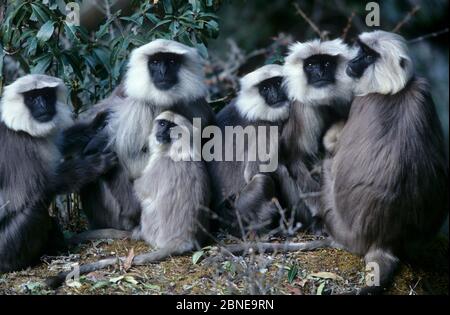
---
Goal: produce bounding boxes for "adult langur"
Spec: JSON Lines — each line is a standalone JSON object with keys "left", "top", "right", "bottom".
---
{"left": 208, "top": 65, "right": 296, "bottom": 236}
{"left": 280, "top": 38, "right": 355, "bottom": 230}
{"left": 63, "top": 39, "right": 215, "bottom": 235}
{"left": 226, "top": 31, "right": 449, "bottom": 295}
{"left": 47, "top": 111, "right": 210, "bottom": 287}
{"left": 0, "top": 75, "right": 116, "bottom": 273}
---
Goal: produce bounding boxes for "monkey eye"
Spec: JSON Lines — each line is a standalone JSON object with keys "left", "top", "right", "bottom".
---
{"left": 169, "top": 59, "right": 176, "bottom": 64}
{"left": 152, "top": 60, "right": 160, "bottom": 65}
{"left": 306, "top": 63, "right": 313, "bottom": 68}
{"left": 158, "top": 120, "right": 166, "bottom": 127}
{"left": 324, "top": 61, "right": 330, "bottom": 67}
{"left": 365, "top": 54, "right": 374, "bottom": 62}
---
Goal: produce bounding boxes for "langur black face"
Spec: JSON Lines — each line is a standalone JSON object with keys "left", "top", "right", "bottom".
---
{"left": 257, "top": 76, "right": 288, "bottom": 107}
{"left": 148, "top": 52, "right": 184, "bottom": 90}
{"left": 346, "top": 40, "right": 380, "bottom": 78}
{"left": 303, "top": 54, "right": 339, "bottom": 88}
{"left": 23, "top": 87, "right": 57, "bottom": 123}
{"left": 155, "top": 119, "right": 178, "bottom": 144}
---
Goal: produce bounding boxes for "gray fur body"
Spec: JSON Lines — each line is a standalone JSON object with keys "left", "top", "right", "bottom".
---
{"left": 0, "top": 75, "right": 115, "bottom": 272}
{"left": 133, "top": 152, "right": 210, "bottom": 252}
{"left": 74, "top": 40, "right": 215, "bottom": 231}
{"left": 210, "top": 100, "right": 284, "bottom": 203}
{"left": 209, "top": 101, "right": 285, "bottom": 235}
{"left": 132, "top": 111, "right": 210, "bottom": 252}
{"left": 280, "top": 39, "right": 354, "bottom": 228}
{"left": 0, "top": 122, "right": 64, "bottom": 272}
{"left": 321, "top": 77, "right": 449, "bottom": 290}
{"left": 79, "top": 90, "right": 214, "bottom": 231}
{"left": 208, "top": 65, "right": 293, "bottom": 235}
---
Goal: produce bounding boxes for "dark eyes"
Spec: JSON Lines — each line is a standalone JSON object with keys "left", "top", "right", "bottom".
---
{"left": 159, "top": 120, "right": 167, "bottom": 127}
{"left": 151, "top": 59, "right": 176, "bottom": 65}
{"left": 324, "top": 61, "right": 331, "bottom": 68}
{"left": 306, "top": 63, "right": 313, "bottom": 69}
{"left": 365, "top": 54, "right": 374, "bottom": 62}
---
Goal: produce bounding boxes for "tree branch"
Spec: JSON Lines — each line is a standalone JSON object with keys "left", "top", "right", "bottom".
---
{"left": 392, "top": 5, "right": 421, "bottom": 33}
{"left": 408, "top": 28, "right": 449, "bottom": 44}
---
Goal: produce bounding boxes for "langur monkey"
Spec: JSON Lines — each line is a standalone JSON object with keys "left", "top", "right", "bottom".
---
{"left": 63, "top": 39, "right": 215, "bottom": 235}
{"left": 46, "top": 111, "right": 210, "bottom": 287}
{"left": 280, "top": 38, "right": 355, "bottom": 230}
{"left": 320, "top": 30, "right": 448, "bottom": 293}
{"left": 0, "top": 75, "right": 116, "bottom": 273}
{"left": 132, "top": 111, "right": 210, "bottom": 253}
{"left": 208, "top": 64, "right": 292, "bottom": 236}
{"left": 228, "top": 32, "right": 448, "bottom": 295}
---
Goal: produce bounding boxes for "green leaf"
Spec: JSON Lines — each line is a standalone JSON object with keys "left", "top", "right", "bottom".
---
{"left": 192, "top": 250, "right": 204, "bottom": 265}
{"left": 90, "top": 280, "right": 110, "bottom": 291}
{"left": 120, "top": 16, "right": 144, "bottom": 26}
{"left": 189, "top": 0, "right": 200, "bottom": 12}
{"left": 169, "top": 21, "right": 180, "bottom": 36}
{"left": 26, "top": 38, "right": 38, "bottom": 56}
{"left": 195, "top": 42, "right": 208, "bottom": 59}
{"left": 162, "top": 0, "right": 173, "bottom": 14}
{"left": 62, "top": 51, "right": 83, "bottom": 79}
{"left": 288, "top": 265, "right": 299, "bottom": 284}
{"left": 150, "top": 19, "right": 172, "bottom": 33}
{"left": 206, "top": 20, "right": 219, "bottom": 38}
{"left": 31, "top": 54, "right": 52, "bottom": 74}
{"left": 30, "top": 3, "right": 50, "bottom": 24}
{"left": 95, "top": 20, "right": 114, "bottom": 39}
{"left": 145, "top": 13, "right": 160, "bottom": 24}
{"left": 93, "top": 47, "right": 112, "bottom": 72}
{"left": 36, "top": 21, "right": 55, "bottom": 42}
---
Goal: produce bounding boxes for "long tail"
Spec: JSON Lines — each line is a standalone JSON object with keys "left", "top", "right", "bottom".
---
{"left": 223, "top": 238, "right": 338, "bottom": 255}
{"left": 45, "top": 247, "right": 176, "bottom": 289}
{"left": 68, "top": 229, "right": 131, "bottom": 245}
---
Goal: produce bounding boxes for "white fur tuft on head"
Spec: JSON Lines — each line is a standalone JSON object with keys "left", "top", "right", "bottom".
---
{"left": 124, "top": 39, "right": 207, "bottom": 106}
{"left": 236, "top": 64, "right": 290, "bottom": 122}
{"left": 283, "top": 38, "right": 355, "bottom": 106}
{"left": 150, "top": 111, "right": 201, "bottom": 161}
{"left": 354, "top": 31, "right": 414, "bottom": 96}
{"left": 0, "top": 74, "right": 73, "bottom": 137}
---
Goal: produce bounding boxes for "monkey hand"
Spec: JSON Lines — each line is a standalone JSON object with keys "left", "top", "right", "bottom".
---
{"left": 90, "top": 111, "right": 110, "bottom": 132}
{"left": 83, "top": 131, "right": 110, "bottom": 155}
{"left": 84, "top": 151, "right": 118, "bottom": 176}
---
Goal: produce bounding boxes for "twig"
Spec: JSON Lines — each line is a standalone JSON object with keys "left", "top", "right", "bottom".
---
{"left": 341, "top": 11, "right": 355, "bottom": 40}
{"left": 293, "top": 3, "right": 323, "bottom": 39}
{"left": 392, "top": 5, "right": 421, "bottom": 33}
{"left": 408, "top": 28, "right": 449, "bottom": 44}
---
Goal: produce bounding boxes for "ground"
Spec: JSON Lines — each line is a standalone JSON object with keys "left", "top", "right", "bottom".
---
{"left": 0, "top": 234, "right": 447, "bottom": 295}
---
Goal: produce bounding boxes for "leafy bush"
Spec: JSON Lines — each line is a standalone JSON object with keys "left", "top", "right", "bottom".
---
{"left": 0, "top": 0, "right": 221, "bottom": 113}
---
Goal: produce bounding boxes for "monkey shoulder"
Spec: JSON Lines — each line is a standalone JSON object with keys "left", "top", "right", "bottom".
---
{"left": 171, "top": 97, "right": 215, "bottom": 126}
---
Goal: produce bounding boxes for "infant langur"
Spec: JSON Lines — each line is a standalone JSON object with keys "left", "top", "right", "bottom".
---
{"left": 133, "top": 111, "right": 210, "bottom": 253}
